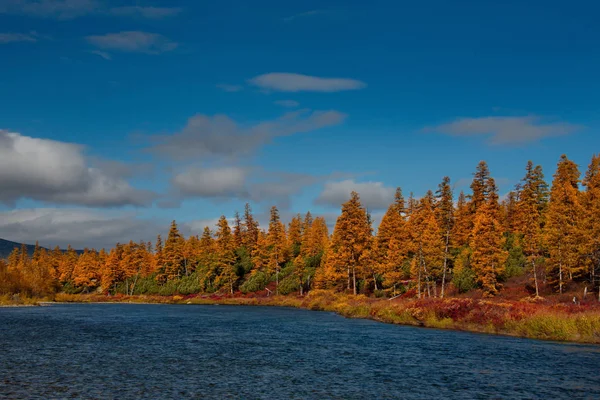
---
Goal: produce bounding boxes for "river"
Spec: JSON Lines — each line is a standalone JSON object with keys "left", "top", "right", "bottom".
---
{"left": 1, "top": 304, "right": 599, "bottom": 399}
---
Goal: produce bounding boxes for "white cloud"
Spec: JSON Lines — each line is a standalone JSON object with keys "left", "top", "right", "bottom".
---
{"left": 0, "top": 32, "right": 39, "bottom": 43}
{"left": 424, "top": 116, "right": 581, "bottom": 145}
{"left": 0, "top": 130, "right": 154, "bottom": 207}
{"left": 86, "top": 31, "right": 178, "bottom": 54}
{"left": 274, "top": 100, "right": 299, "bottom": 108}
{"left": 249, "top": 72, "right": 366, "bottom": 92}
{"left": 148, "top": 109, "right": 346, "bottom": 160}
{"left": 0, "top": 208, "right": 172, "bottom": 250}
{"left": 216, "top": 84, "right": 243, "bottom": 92}
{"left": 173, "top": 167, "right": 248, "bottom": 198}
{"left": 88, "top": 49, "right": 111, "bottom": 60}
{"left": 109, "top": 6, "right": 182, "bottom": 19}
{"left": 315, "top": 179, "right": 396, "bottom": 210}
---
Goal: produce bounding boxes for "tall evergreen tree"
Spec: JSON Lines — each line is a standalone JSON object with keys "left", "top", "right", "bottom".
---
{"left": 435, "top": 177, "right": 454, "bottom": 297}
{"left": 514, "top": 161, "right": 548, "bottom": 296}
{"left": 545, "top": 155, "right": 584, "bottom": 293}
{"left": 163, "top": 220, "right": 184, "bottom": 281}
{"left": 470, "top": 178, "right": 507, "bottom": 296}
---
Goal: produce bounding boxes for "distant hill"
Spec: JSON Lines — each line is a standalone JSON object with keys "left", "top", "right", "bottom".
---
{"left": 0, "top": 238, "right": 83, "bottom": 259}
{"left": 0, "top": 238, "right": 42, "bottom": 259}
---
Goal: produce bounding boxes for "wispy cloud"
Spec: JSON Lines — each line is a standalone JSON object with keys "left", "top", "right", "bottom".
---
{"left": 86, "top": 31, "right": 178, "bottom": 55}
{"left": 274, "top": 100, "right": 299, "bottom": 108}
{"left": 423, "top": 115, "right": 582, "bottom": 145}
{"left": 0, "top": 32, "right": 39, "bottom": 44}
{"left": 88, "top": 49, "right": 111, "bottom": 60}
{"left": 109, "top": 6, "right": 182, "bottom": 19}
{"left": 0, "top": 1, "right": 181, "bottom": 20}
{"left": 147, "top": 109, "right": 347, "bottom": 160}
{"left": 216, "top": 84, "right": 243, "bottom": 92}
{"left": 0, "top": 0, "right": 100, "bottom": 20}
{"left": 249, "top": 72, "right": 366, "bottom": 92}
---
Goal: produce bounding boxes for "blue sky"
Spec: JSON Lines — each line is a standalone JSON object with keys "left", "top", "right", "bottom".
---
{"left": 0, "top": 0, "right": 599, "bottom": 249}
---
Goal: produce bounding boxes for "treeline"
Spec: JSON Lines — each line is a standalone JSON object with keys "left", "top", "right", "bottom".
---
{"left": 1, "top": 154, "right": 599, "bottom": 299}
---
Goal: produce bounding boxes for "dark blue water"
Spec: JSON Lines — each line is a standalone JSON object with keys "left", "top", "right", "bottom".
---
{"left": 1, "top": 304, "right": 599, "bottom": 399}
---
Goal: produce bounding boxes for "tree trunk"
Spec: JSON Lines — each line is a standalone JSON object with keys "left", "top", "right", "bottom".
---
{"left": 373, "top": 274, "right": 379, "bottom": 291}
{"left": 347, "top": 266, "right": 351, "bottom": 291}
{"left": 532, "top": 258, "right": 539, "bottom": 297}
{"left": 441, "top": 230, "right": 450, "bottom": 298}
{"left": 352, "top": 267, "right": 357, "bottom": 295}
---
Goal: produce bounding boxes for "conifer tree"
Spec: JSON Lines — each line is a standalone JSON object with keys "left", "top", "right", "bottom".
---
{"left": 545, "top": 155, "right": 584, "bottom": 293}
{"left": 582, "top": 154, "right": 600, "bottom": 298}
{"left": 325, "top": 191, "right": 371, "bottom": 294}
{"left": 215, "top": 216, "right": 237, "bottom": 294}
{"left": 154, "top": 235, "right": 164, "bottom": 275}
{"left": 163, "top": 220, "right": 184, "bottom": 281}
{"left": 452, "top": 191, "right": 471, "bottom": 248}
{"left": 233, "top": 211, "right": 243, "bottom": 249}
{"left": 267, "top": 206, "right": 286, "bottom": 294}
{"left": 435, "top": 177, "right": 454, "bottom": 297}
{"left": 243, "top": 203, "right": 259, "bottom": 253}
{"left": 375, "top": 187, "right": 406, "bottom": 289}
{"left": 514, "top": 161, "right": 548, "bottom": 296}
{"left": 287, "top": 214, "right": 303, "bottom": 259}
{"left": 470, "top": 178, "right": 507, "bottom": 296}
{"left": 408, "top": 192, "right": 444, "bottom": 297}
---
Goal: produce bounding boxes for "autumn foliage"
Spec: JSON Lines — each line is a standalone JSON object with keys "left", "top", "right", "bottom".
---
{"left": 3, "top": 154, "right": 600, "bottom": 304}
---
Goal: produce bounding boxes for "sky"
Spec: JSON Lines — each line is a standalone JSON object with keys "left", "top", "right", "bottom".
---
{"left": 1, "top": 0, "right": 599, "bottom": 250}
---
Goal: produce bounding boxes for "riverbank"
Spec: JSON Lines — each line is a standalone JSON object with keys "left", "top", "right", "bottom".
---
{"left": 24, "top": 291, "right": 594, "bottom": 344}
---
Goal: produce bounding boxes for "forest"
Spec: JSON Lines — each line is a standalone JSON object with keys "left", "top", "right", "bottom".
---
{"left": 2, "top": 154, "right": 599, "bottom": 303}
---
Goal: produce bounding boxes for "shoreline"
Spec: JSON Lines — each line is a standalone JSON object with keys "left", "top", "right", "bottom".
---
{"left": 9, "top": 291, "right": 599, "bottom": 345}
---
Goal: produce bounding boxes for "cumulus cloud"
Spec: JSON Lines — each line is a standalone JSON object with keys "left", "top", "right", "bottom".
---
{"left": 147, "top": 109, "right": 346, "bottom": 160}
{"left": 0, "top": 208, "right": 185, "bottom": 250}
{"left": 216, "top": 84, "right": 243, "bottom": 92}
{"left": 0, "top": 32, "right": 39, "bottom": 44}
{"left": 315, "top": 179, "right": 396, "bottom": 210}
{"left": 86, "top": 31, "right": 178, "bottom": 54}
{"left": 0, "top": 130, "right": 154, "bottom": 207}
{"left": 248, "top": 73, "right": 366, "bottom": 92}
{"left": 173, "top": 167, "right": 249, "bottom": 198}
{"left": 109, "top": 6, "right": 182, "bottom": 19}
{"left": 274, "top": 100, "right": 299, "bottom": 108}
{"left": 424, "top": 116, "right": 581, "bottom": 145}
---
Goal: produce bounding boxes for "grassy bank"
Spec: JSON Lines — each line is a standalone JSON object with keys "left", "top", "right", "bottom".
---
{"left": 44, "top": 291, "right": 600, "bottom": 344}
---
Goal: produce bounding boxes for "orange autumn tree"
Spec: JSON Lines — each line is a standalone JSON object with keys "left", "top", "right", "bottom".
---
{"left": 582, "top": 154, "right": 600, "bottom": 298}
{"left": 162, "top": 220, "right": 184, "bottom": 282}
{"left": 321, "top": 191, "right": 372, "bottom": 295}
{"left": 470, "top": 178, "right": 507, "bottom": 296}
{"left": 287, "top": 214, "right": 303, "bottom": 259}
{"left": 408, "top": 191, "right": 444, "bottom": 298}
{"left": 435, "top": 177, "right": 454, "bottom": 297}
{"left": 243, "top": 203, "right": 260, "bottom": 253}
{"left": 374, "top": 187, "right": 407, "bottom": 290}
{"left": 215, "top": 215, "right": 237, "bottom": 294}
{"left": 545, "top": 155, "right": 584, "bottom": 293}
{"left": 514, "top": 161, "right": 548, "bottom": 297}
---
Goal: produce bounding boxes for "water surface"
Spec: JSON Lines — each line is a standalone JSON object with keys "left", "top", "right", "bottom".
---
{"left": 1, "top": 304, "right": 599, "bottom": 399}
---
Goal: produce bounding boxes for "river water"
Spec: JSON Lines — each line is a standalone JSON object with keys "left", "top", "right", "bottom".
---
{"left": 0, "top": 304, "right": 599, "bottom": 399}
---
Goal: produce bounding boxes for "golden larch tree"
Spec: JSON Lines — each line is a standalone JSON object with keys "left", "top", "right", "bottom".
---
{"left": 545, "top": 155, "right": 584, "bottom": 293}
